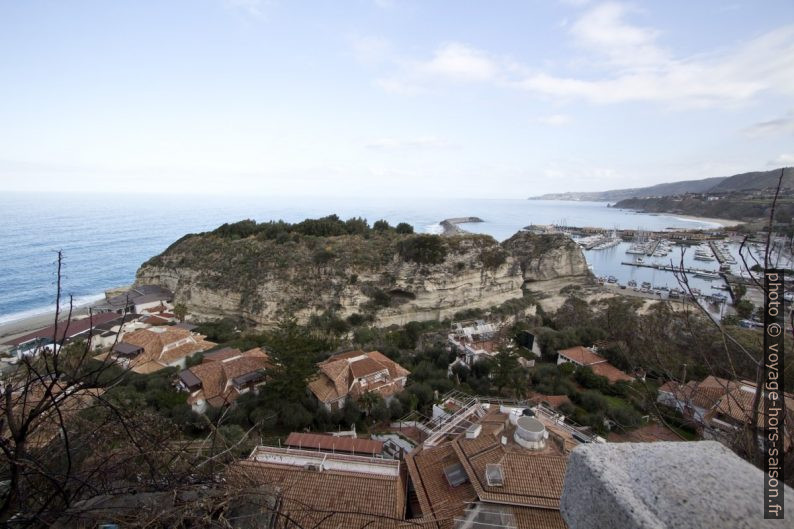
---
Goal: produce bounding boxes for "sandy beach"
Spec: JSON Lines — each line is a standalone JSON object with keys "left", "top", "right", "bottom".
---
{"left": 668, "top": 214, "right": 745, "bottom": 228}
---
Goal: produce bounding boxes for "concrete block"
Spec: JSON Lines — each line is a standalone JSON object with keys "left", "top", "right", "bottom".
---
{"left": 561, "top": 441, "right": 792, "bottom": 529}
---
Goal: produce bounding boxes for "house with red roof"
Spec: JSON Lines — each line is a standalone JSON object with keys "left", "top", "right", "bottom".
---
{"left": 556, "top": 346, "right": 635, "bottom": 384}
{"left": 178, "top": 347, "right": 271, "bottom": 412}
{"left": 658, "top": 376, "right": 794, "bottom": 453}
{"left": 308, "top": 351, "right": 410, "bottom": 411}
{"left": 2, "top": 312, "right": 126, "bottom": 358}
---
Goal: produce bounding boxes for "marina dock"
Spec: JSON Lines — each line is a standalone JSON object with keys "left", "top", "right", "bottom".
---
{"left": 527, "top": 224, "right": 725, "bottom": 242}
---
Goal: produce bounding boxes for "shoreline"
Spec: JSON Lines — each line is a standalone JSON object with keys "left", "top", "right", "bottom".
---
{"left": 667, "top": 214, "right": 745, "bottom": 228}
{"left": 0, "top": 304, "right": 96, "bottom": 344}
{"left": 613, "top": 206, "right": 745, "bottom": 228}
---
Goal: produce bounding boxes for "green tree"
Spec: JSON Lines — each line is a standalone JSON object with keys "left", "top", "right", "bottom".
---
{"left": 733, "top": 283, "right": 747, "bottom": 302}
{"left": 490, "top": 351, "right": 523, "bottom": 396}
{"left": 261, "top": 318, "right": 325, "bottom": 404}
{"left": 358, "top": 391, "right": 380, "bottom": 416}
{"left": 342, "top": 399, "right": 361, "bottom": 426}
{"left": 735, "top": 299, "right": 754, "bottom": 319}
{"left": 388, "top": 398, "right": 404, "bottom": 419}
{"left": 173, "top": 302, "right": 188, "bottom": 322}
{"left": 373, "top": 219, "right": 391, "bottom": 232}
{"left": 395, "top": 222, "right": 414, "bottom": 234}
{"left": 344, "top": 217, "right": 369, "bottom": 235}
{"left": 398, "top": 235, "right": 448, "bottom": 265}
{"left": 279, "top": 402, "right": 313, "bottom": 431}
{"left": 371, "top": 399, "right": 390, "bottom": 423}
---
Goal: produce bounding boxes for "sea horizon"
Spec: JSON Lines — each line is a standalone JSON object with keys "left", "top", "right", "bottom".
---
{"left": 0, "top": 192, "right": 722, "bottom": 325}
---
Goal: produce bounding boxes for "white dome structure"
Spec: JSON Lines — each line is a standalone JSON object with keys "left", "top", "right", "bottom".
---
{"left": 513, "top": 416, "right": 548, "bottom": 450}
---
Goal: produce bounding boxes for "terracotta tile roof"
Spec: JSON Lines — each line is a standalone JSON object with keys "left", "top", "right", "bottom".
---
{"left": 309, "top": 351, "right": 410, "bottom": 405}
{"left": 141, "top": 315, "right": 170, "bottom": 326}
{"left": 350, "top": 356, "right": 389, "bottom": 378}
{"left": 659, "top": 376, "right": 737, "bottom": 411}
{"left": 3, "top": 312, "right": 124, "bottom": 347}
{"left": 452, "top": 439, "right": 567, "bottom": 509}
{"left": 307, "top": 375, "right": 342, "bottom": 403}
{"left": 660, "top": 376, "right": 794, "bottom": 449}
{"left": 324, "top": 350, "right": 368, "bottom": 362}
{"left": 119, "top": 326, "right": 215, "bottom": 374}
{"left": 203, "top": 347, "right": 243, "bottom": 362}
{"left": 405, "top": 404, "right": 569, "bottom": 529}
{"left": 182, "top": 347, "right": 270, "bottom": 407}
{"left": 158, "top": 339, "right": 215, "bottom": 365}
{"left": 590, "top": 362, "right": 634, "bottom": 383}
{"left": 710, "top": 382, "right": 794, "bottom": 427}
{"left": 229, "top": 451, "right": 406, "bottom": 529}
{"left": 367, "top": 350, "right": 411, "bottom": 379}
{"left": 285, "top": 432, "right": 384, "bottom": 455}
{"left": 405, "top": 443, "right": 477, "bottom": 521}
{"left": 557, "top": 346, "right": 605, "bottom": 366}
{"left": 532, "top": 394, "right": 572, "bottom": 410}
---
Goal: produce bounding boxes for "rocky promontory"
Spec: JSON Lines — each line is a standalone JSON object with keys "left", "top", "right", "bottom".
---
{"left": 439, "top": 217, "right": 484, "bottom": 235}
{"left": 134, "top": 216, "right": 590, "bottom": 328}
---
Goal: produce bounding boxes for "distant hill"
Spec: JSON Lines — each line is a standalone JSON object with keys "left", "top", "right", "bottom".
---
{"left": 530, "top": 168, "right": 792, "bottom": 201}
{"left": 709, "top": 168, "right": 794, "bottom": 193}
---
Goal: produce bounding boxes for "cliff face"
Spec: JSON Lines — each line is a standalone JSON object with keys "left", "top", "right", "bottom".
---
{"left": 135, "top": 229, "right": 589, "bottom": 328}
{"left": 502, "top": 232, "right": 590, "bottom": 282}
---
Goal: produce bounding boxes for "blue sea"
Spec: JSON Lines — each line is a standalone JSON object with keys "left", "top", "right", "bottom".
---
{"left": 0, "top": 192, "right": 721, "bottom": 324}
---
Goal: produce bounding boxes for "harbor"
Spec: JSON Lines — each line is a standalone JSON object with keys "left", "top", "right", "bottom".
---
{"left": 570, "top": 227, "right": 754, "bottom": 317}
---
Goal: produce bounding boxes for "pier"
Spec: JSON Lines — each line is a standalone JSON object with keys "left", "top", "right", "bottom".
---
{"left": 527, "top": 224, "right": 724, "bottom": 242}
{"left": 621, "top": 260, "right": 727, "bottom": 281}
{"left": 621, "top": 261, "right": 698, "bottom": 274}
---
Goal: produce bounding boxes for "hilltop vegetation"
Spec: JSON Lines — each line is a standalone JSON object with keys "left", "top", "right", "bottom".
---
{"left": 137, "top": 215, "right": 590, "bottom": 328}
{"left": 531, "top": 167, "right": 793, "bottom": 202}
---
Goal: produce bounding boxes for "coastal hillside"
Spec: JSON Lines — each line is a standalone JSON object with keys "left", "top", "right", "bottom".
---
{"left": 611, "top": 190, "right": 794, "bottom": 223}
{"left": 134, "top": 216, "right": 590, "bottom": 328}
{"left": 530, "top": 167, "right": 791, "bottom": 201}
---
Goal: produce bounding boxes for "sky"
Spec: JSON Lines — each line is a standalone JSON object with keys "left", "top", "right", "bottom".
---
{"left": 0, "top": 0, "right": 793, "bottom": 198}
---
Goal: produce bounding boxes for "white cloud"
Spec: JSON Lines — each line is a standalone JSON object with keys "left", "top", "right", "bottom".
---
{"left": 537, "top": 114, "right": 572, "bottom": 126}
{"left": 365, "top": 136, "right": 452, "bottom": 149}
{"left": 745, "top": 111, "right": 794, "bottom": 138}
{"left": 570, "top": 2, "right": 665, "bottom": 67}
{"left": 372, "top": 3, "right": 794, "bottom": 107}
{"left": 770, "top": 154, "right": 794, "bottom": 166}
{"left": 517, "top": 7, "right": 794, "bottom": 106}
{"left": 418, "top": 43, "right": 501, "bottom": 82}
{"left": 375, "top": 42, "right": 507, "bottom": 94}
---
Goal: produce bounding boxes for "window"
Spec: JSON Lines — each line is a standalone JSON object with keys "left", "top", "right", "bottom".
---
{"left": 443, "top": 463, "right": 468, "bottom": 487}
{"left": 485, "top": 464, "right": 504, "bottom": 487}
